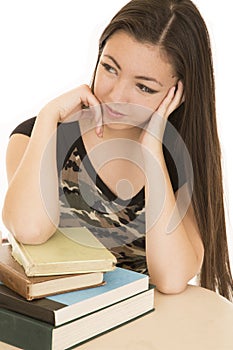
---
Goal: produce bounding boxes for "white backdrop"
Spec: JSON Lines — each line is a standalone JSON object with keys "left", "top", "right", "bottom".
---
{"left": 0, "top": 1, "right": 232, "bottom": 268}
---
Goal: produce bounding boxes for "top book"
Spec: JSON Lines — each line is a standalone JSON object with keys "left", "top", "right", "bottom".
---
{"left": 8, "top": 227, "right": 117, "bottom": 277}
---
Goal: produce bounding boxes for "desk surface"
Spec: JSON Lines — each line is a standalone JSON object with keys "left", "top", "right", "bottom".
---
{"left": 1, "top": 285, "right": 233, "bottom": 350}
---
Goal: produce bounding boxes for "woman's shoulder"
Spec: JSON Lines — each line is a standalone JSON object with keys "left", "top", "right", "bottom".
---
{"left": 10, "top": 116, "right": 37, "bottom": 138}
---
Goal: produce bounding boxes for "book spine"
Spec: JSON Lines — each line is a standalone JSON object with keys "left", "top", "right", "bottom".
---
{"left": 0, "top": 265, "right": 29, "bottom": 300}
{"left": 0, "top": 308, "right": 53, "bottom": 350}
{"left": 8, "top": 233, "right": 34, "bottom": 276}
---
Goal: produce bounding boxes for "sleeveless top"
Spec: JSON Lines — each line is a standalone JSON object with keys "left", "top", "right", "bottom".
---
{"left": 11, "top": 117, "right": 186, "bottom": 274}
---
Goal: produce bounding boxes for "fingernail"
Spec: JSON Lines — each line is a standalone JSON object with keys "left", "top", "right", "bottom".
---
{"left": 96, "top": 127, "right": 103, "bottom": 138}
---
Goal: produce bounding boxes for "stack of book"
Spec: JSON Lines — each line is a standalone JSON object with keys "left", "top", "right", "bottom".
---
{"left": 0, "top": 227, "right": 155, "bottom": 350}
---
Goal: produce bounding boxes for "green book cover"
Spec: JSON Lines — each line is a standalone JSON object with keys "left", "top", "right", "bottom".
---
{"left": 0, "top": 307, "right": 53, "bottom": 349}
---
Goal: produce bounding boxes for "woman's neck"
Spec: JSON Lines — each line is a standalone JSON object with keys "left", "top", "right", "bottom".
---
{"left": 101, "top": 123, "right": 142, "bottom": 141}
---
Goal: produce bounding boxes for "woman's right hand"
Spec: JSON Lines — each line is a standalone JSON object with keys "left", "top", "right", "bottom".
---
{"left": 39, "top": 84, "right": 103, "bottom": 137}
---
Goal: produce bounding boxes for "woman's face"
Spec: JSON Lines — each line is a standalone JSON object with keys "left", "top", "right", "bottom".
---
{"left": 94, "top": 30, "right": 178, "bottom": 128}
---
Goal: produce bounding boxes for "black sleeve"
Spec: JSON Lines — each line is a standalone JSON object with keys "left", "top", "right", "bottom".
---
{"left": 9, "top": 117, "right": 79, "bottom": 174}
{"left": 10, "top": 117, "right": 37, "bottom": 137}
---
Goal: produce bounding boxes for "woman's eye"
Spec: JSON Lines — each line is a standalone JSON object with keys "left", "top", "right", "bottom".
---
{"left": 100, "top": 62, "right": 117, "bottom": 74}
{"left": 137, "top": 83, "right": 157, "bottom": 94}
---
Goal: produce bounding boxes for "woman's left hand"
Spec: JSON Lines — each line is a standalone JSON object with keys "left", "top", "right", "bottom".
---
{"left": 140, "top": 80, "right": 184, "bottom": 151}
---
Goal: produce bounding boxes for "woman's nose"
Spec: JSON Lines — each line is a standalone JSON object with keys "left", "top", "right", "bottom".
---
{"left": 108, "top": 79, "right": 130, "bottom": 103}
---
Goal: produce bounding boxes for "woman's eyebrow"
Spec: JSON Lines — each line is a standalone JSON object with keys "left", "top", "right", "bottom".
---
{"left": 103, "top": 54, "right": 163, "bottom": 87}
{"left": 104, "top": 54, "right": 121, "bottom": 70}
{"left": 135, "top": 75, "right": 163, "bottom": 87}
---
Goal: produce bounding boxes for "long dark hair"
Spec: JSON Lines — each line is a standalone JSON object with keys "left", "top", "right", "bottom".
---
{"left": 92, "top": 0, "right": 233, "bottom": 300}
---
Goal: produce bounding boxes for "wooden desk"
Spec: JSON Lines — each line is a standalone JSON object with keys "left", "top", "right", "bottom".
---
{"left": 1, "top": 285, "right": 233, "bottom": 350}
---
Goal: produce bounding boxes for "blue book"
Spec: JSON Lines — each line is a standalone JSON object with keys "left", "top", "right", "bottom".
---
{"left": 0, "top": 267, "right": 149, "bottom": 326}
{"left": 0, "top": 286, "right": 155, "bottom": 350}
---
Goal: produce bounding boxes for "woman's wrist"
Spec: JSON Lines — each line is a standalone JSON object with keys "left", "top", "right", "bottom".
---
{"left": 38, "top": 104, "right": 61, "bottom": 124}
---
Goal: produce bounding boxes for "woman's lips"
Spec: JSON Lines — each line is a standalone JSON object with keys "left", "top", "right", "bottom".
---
{"left": 104, "top": 104, "right": 127, "bottom": 119}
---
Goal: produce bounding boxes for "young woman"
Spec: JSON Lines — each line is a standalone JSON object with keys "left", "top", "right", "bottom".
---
{"left": 2, "top": 0, "right": 233, "bottom": 300}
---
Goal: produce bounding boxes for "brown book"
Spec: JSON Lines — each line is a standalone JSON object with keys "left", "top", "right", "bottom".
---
{"left": 0, "top": 244, "right": 104, "bottom": 300}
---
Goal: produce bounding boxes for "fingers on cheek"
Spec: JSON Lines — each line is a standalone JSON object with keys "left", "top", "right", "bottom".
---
{"left": 164, "top": 87, "right": 176, "bottom": 107}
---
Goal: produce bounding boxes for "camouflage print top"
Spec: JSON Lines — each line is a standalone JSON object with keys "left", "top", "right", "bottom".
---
{"left": 58, "top": 123, "right": 147, "bottom": 274}
{"left": 11, "top": 117, "right": 186, "bottom": 276}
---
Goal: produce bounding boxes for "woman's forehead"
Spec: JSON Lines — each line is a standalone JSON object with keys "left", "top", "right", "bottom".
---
{"left": 102, "top": 31, "right": 176, "bottom": 83}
